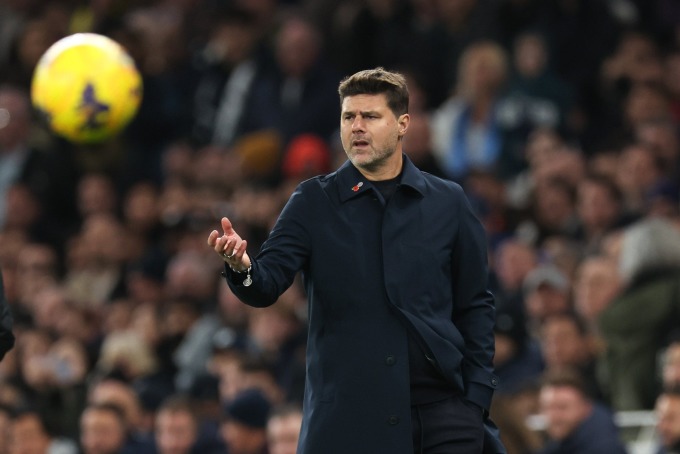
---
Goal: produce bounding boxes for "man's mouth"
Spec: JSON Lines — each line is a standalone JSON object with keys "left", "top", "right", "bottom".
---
{"left": 352, "top": 139, "right": 369, "bottom": 147}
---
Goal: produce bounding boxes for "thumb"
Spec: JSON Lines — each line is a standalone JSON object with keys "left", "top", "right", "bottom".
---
{"left": 221, "top": 217, "right": 235, "bottom": 235}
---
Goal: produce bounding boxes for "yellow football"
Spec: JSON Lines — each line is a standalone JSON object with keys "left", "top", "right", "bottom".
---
{"left": 31, "top": 33, "right": 142, "bottom": 144}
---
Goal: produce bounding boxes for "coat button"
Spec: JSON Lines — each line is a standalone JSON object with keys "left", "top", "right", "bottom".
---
{"left": 387, "top": 415, "right": 399, "bottom": 425}
{"left": 385, "top": 355, "right": 396, "bottom": 366}
{"left": 491, "top": 377, "right": 498, "bottom": 386}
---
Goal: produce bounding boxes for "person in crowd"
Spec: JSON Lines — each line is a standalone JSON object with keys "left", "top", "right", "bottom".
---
{"left": 190, "top": 5, "right": 271, "bottom": 147}
{"left": 572, "top": 254, "right": 622, "bottom": 333}
{"left": 243, "top": 12, "right": 341, "bottom": 145}
{"left": 87, "top": 378, "right": 155, "bottom": 453}
{"left": 492, "top": 302, "right": 544, "bottom": 396}
{"left": 538, "top": 369, "right": 627, "bottom": 454}
{"left": 430, "top": 41, "right": 509, "bottom": 183}
{"left": 598, "top": 217, "right": 680, "bottom": 411}
{"left": 539, "top": 312, "right": 603, "bottom": 401}
{"left": 79, "top": 403, "right": 129, "bottom": 454}
{"left": 9, "top": 408, "right": 77, "bottom": 454}
{"left": 575, "top": 173, "right": 626, "bottom": 254}
{"left": 656, "top": 388, "right": 680, "bottom": 454}
{"left": 498, "top": 31, "right": 575, "bottom": 179}
{"left": 266, "top": 403, "right": 302, "bottom": 454}
{"left": 220, "top": 388, "right": 270, "bottom": 454}
{"left": 154, "top": 395, "right": 198, "bottom": 454}
{"left": 662, "top": 340, "right": 680, "bottom": 391}
{"left": 522, "top": 264, "right": 571, "bottom": 334}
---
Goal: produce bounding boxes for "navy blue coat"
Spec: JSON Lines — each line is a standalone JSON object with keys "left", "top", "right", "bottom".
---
{"left": 226, "top": 155, "right": 501, "bottom": 454}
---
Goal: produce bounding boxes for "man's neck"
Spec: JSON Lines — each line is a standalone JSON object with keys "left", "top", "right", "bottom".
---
{"left": 357, "top": 152, "right": 403, "bottom": 181}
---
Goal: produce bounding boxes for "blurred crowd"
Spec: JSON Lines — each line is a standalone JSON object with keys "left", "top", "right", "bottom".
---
{"left": 1, "top": 0, "right": 680, "bottom": 453}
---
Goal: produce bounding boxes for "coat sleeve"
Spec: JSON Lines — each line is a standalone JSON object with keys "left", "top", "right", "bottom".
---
{"left": 451, "top": 187, "right": 498, "bottom": 411}
{"left": 225, "top": 183, "right": 311, "bottom": 307}
{"left": 0, "top": 272, "right": 15, "bottom": 360}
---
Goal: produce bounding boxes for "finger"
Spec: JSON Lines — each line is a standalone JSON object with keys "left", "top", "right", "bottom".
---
{"left": 236, "top": 240, "right": 248, "bottom": 259}
{"left": 207, "top": 230, "right": 219, "bottom": 247}
{"left": 221, "top": 217, "right": 235, "bottom": 235}
{"left": 215, "top": 236, "right": 229, "bottom": 254}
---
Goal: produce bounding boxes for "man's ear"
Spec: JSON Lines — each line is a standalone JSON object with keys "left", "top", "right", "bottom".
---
{"left": 398, "top": 113, "right": 410, "bottom": 136}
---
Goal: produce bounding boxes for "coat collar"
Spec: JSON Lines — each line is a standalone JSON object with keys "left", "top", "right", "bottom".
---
{"left": 336, "top": 154, "right": 426, "bottom": 202}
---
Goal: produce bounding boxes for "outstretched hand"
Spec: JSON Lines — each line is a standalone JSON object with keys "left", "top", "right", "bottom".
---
{"left": 207, "top": 217, "right": 251, "bottom": 271}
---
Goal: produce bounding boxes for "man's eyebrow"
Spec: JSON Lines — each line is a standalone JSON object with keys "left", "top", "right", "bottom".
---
{"left": 341, "top": 110, "right": 381, "bottom": 116}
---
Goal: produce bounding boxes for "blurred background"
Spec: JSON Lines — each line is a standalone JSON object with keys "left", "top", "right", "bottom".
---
{"left": 1, "top": 0, "right": 680, "bottom": 453}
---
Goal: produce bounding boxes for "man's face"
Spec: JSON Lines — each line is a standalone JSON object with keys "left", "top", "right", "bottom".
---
{"left": 155, "top": 410, "right": 197, "bottom": 454}
{"left": 9, "top": 414, "right": 50, "bottom": 454}
{"left": 664, "top": 344, "right": 680, "bottom": 389}
{"left": 340, "top": 93, "right": 407, "bottom": 173}
{"left": 220, "top": 421, "right": 266, "bottom": 454}
{"left": 656, "top": 394, "right": 680, "bottom": 448}
{"left": 539, "top": 385, "right": 592, "bottom": 441}
{"left": 540, "top": 318, "right": 587, "bottom": 369}
{"left": 80, "top": 409, "right": 126, "bottom": 454}
{"left": 267, "top": 413, "right": 302, "bottom": 454}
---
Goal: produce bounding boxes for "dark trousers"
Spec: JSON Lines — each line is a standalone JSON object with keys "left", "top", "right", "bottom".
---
{"left": 411, "top": 395, "right": 484, "bottom": 454}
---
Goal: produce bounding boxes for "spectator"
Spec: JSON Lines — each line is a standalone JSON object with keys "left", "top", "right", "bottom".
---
{"left": 522, "top": 264, "right": 571, "bottom": 333}
{"left": 538, "top": 369, "right": 627, "bottom": 454}
{"left": 655, "top": 388, "right": 680, "bottom": 454}
{"left": 402, "top": 113, "right": 445, "bottom": 178}
{"left": 498, "top": 31, "right": 575, "bottom": 179}
{"left": 87, "top": 378, "right": 155, "bottom": 453}
{"left": 79, "top": 403, "right": 128, "bottom": 454}
{"left": 190, "top": 5, "right": 271, "bottom": 147}
{"left": 599, "top": 218, "right": 680, "bottom": 410}
{"left": 663, "top": 341, "right": 680, "bottom": 390}
{"left": 220, "top": 388, "right": 270, "bottom": 454}
{"left": 493, "top": 302, "right": 544, "bottom": 396}
{"left": 572, "top": 254, "right": 622, "bottom": 332}
{"left": 615, "top": 142, "right": 665, "bottom": 217}
{"left": 0, "top": 85, "right": 79, "bottom": 241}
{"left": 575, "top": 173, "right": 626, "bottom": 254}
{"left": 539, "top": 312, "right": 603, "bottom": 401}
{"left": 154, "top": 395, "right": 198, "bottom": 454}
{"left": 244, "top": 12, "right": 341, "bottom": 145}
{"left": 430, "top": 40, "right": 509, "bottom": 182}
{"left": 266, "top": 404, "right": 302, "bottom": 454}
{"left": 491, "top": 237, "right": 538, "bottom": 313}
{"left": 9, "top": 408, "right": 77, "bottom": 454}
{"left": 76, "top": 173, "right": 118, "bottom": 220}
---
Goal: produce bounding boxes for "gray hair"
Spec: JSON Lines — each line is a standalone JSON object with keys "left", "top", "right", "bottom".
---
{"left": 618, "top": 218, "right": 680, "bottom": 282}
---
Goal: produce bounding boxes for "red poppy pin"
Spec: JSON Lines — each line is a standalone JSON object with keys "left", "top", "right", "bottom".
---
{"left": 352, "top": 182, "right": 364, "bottom": 192}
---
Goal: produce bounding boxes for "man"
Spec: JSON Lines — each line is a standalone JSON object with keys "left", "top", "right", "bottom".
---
{"left": 79, "top": 403, "right": 128, "bottom": 454}
{"left": 655, "top": 388, "right": 680, "bottom": 454}
{"left": 539, "top": 312, "right": 602, "bottom": 401}
{"left": 538, "top": 369, "right": 627, "bottom": 454}
{"left": 0, "top": 85, "right": 79, "bottom": 240}
{"left": 9, "top": 409, "right": 77, "bottom": 454}
{"left": 220, "top": 388, "right": 270, "bottom": 454}
{"left": 208, "top": 67, "right": 502, "bottom": 453}
{"left": 662, "top": 341, "right": 680, "bottom": 390}
{"left": 87, "top": 379, "right": 154, "bottom": 453}
{"left": 154, "top": 396, "right": 198, "bottom": 454}
{"left": 266, "top": 404, "right": 302, "bottom": 454}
